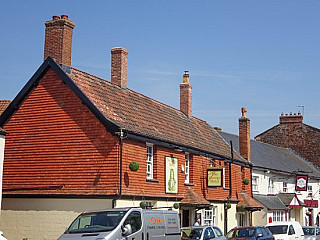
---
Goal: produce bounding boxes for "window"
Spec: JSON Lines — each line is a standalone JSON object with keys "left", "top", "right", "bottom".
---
{"left": 272, "top": 211, "right": 285, "bottom": 222}
{"left": 308, "top": 185, "right": 313, "bottom": 197}
{"left": 146, "top": 143, "right": 153, "bottom": 179}
{"left": 203, "top": 208, "right": 216, "bottom": 226}
{"left": 283, "top": 182, "right": 288, "bottom": 193}
{"left": 268, "top": 178, "right": 275, "bottom": 194}
{"left": 123, "top": 211, "right": 142, "bottom": 234}
{"left": 185, "top": 153, "right": 190, "bottom": 184}
{"left": 252, "top": 176, "right": 259, "bottom": 192}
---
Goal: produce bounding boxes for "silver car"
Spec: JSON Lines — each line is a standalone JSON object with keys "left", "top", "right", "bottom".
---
{"left": 181, "top": 226, "right": 226, "bottom": 240}
{"left": 302, "top": 227, "right": 320, "bottom": 240}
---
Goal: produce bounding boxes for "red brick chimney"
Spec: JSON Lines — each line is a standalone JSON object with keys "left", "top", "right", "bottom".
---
{"left": 111, "top": 47, "right": 128, "bottom": 88}
{"left": 180, "top": 71, "right": 192, "bottom": 118}
{"left": 44, "top": 15, "right": 75, "bottom": 66}
{"left": 280, "top": 112, "right": 303, "bottom": 124}
{"left": 239, "top": 107, "right": 250, "bottom": 162}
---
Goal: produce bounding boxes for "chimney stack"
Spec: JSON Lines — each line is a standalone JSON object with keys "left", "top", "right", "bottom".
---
{"left": 111, "top": 47, "right": 128, "bottom": 88}
{"left": 44, "top": 15, "right": 75, "bottom": 66}
{"left": 280, "top": 112, "right": 303, "bottom": 124}
{"left": 180, "top": 71, "right": 192, "bottom": 118}
{"left": 239, "top": 107, "right": 250, "bottom": 161}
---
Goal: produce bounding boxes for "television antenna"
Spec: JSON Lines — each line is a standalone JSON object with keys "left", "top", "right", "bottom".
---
{"left": 297, "top": 105, "right": 305, "bottom": 116}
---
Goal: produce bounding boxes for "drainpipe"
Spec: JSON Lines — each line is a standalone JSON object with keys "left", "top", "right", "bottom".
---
{"left": 116, "top": 128, "right": 126, "bottom": 205}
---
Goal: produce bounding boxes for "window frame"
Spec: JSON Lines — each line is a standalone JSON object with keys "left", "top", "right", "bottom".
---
{"left": 203, "top": 207, "right": 216, "bottom": 226}
{"left": 185, "top": 153, "right": 190, "bottom": 184}
{"left": 146, "top": 143, "right": 154, "bottom": 179}
{"left": 283, "top": 182, "right": 288, "bottom": 193}
{"left": 252, "top": 176, "right": 259, "bottom": 192}
{"left": 268, "top": 178, "right": 275, "bottom": 194}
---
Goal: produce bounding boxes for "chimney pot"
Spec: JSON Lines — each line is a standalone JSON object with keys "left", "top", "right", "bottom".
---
{"left": 61, "top": 15, "right": 68, "bottom": 19}
{"left": 52, "top": 15, "right": 60, "bottom": 20}
{"left": 241, "top": 107, "right": 247, "bottom": 118}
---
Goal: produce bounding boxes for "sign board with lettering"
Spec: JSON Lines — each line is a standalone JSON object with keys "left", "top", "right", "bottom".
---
{"left": 207, "top": 168, "right": 223, "bottom": 187}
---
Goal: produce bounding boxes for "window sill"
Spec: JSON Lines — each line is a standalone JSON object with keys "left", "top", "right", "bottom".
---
{"left": 184, "top": 183, "right": 194, "bottom": 186}
{"left": 146, "top": 179, "right": 159, "bottom": 183}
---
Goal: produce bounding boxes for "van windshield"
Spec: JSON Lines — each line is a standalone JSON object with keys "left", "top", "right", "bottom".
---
{"left": 267, "top": 225, "right": 288, "bottom": 235}
{"left": 67, "top": 211, "right": 127, "bottom": 234}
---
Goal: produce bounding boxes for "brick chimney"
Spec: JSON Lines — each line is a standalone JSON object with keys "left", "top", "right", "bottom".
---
{"left": 280, "top": 112, "right": 303, "bottom": 124}
{"left": 239, "top": 107, "right": 250, "bottom": 161}
{"left": 111, "top": 47, "right": 128, "bottom": 88}
{"left": 44, "top": 15, "right": 75, "bottom": 66}
{"left": 180, "top": 71, "right": 192, "bottom": 118}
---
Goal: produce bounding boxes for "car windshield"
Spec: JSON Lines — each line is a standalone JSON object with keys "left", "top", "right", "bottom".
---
{"left": 267, "top": 225, "right": 288, "bottom": 235}
{"left": 303, "top": 228, "right": 315, "bottom": 236}
{"left": 227, "top": 228, "right": 256, "bottom": 238}
{"left": 67, "top": 210, "right": 127, "bottom": 234}
{"left": 189, "top": 228, "right": 204, "bottom": 240}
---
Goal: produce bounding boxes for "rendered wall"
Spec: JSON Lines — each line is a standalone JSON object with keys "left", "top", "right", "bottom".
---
{"left": 0, "top": 198, "right": 113, "bottom": 240}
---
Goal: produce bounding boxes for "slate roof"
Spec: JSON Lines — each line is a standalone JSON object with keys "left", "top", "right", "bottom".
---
{"left": 218, "top": 131, "right": 320, "bottom": 178}
{"left": 254, "top": 194, "right": 288, "bottom": 210}
{"left": 0, "top": 100, "right": 10, "bottom": 115}
{"left": 67, "top": 66, "right": 245, "bottom": 162}
{"left": 277, "top": 193, "right": 304, "bottom": 206}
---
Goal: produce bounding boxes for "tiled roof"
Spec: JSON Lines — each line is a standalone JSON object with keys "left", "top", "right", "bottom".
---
{"left": 67, "top": 67, "right": 245, "bottom": 162}
{"left": 0, "top": 100, "right": 10, "bottom": 115}
{"left": 237, "top": 192, "right": 263, "bottom": 210}
{"left": 180, "top": 187, "right": 211, "bottom": 207}
{"left": 218, "top": 131, "right": 320, "bottom": 178}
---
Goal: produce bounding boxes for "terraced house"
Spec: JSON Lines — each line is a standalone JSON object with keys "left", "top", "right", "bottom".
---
{"left": 0, "top": 16, "right": 261, "bottom": 240}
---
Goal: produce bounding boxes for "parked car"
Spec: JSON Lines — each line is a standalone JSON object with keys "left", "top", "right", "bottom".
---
{"left": 302, "top": 227, "right": 320, "bottom": 240}
{"left": 226, "top": 226, "right": 274, "bottom": 240}
{"left": 181, "top": 226, "right": 226, "bottom": 240}
{"left": 0, "top": 231, "right": 7, "bottom": 240}
{"left": 266, "top": 221, "right": 304, "bottom": 240}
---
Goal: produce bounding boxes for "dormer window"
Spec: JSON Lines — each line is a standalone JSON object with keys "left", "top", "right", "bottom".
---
{"left": 146, "top": 143, "right": 153, "bottom": 179}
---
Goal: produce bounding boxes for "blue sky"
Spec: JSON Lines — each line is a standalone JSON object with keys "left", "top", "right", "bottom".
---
{"left": 0, "top": 1, "right": 319, "bottom": 137}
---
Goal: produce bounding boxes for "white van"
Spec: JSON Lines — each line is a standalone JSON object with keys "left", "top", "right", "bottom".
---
{"left": 267, "top": 221, "right": 304, "bottom": 240}
{"left": 58, "top": 207, "right": 180, "bottom": 240}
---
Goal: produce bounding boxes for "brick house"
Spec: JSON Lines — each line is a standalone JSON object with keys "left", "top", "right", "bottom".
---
{"left": 218, "top": 108, "right": 320, "bottom": 227}
{"left": 255, "top": 113, "right": 320, "bottom": 169}
{"left": 0, "top": 16, "right": 259, "bottom": 240}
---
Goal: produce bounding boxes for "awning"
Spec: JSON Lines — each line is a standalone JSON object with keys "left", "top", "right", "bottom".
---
{"left": 237, "top": 192, "right": 263, "bottom": 211}
{"left": 180, "top": 187, "right": 211, "bottom": 209}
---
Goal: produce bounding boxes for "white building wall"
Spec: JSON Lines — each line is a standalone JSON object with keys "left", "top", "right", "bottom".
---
{"left": 253, "top": 168, "right": 320, "bottom": 226}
